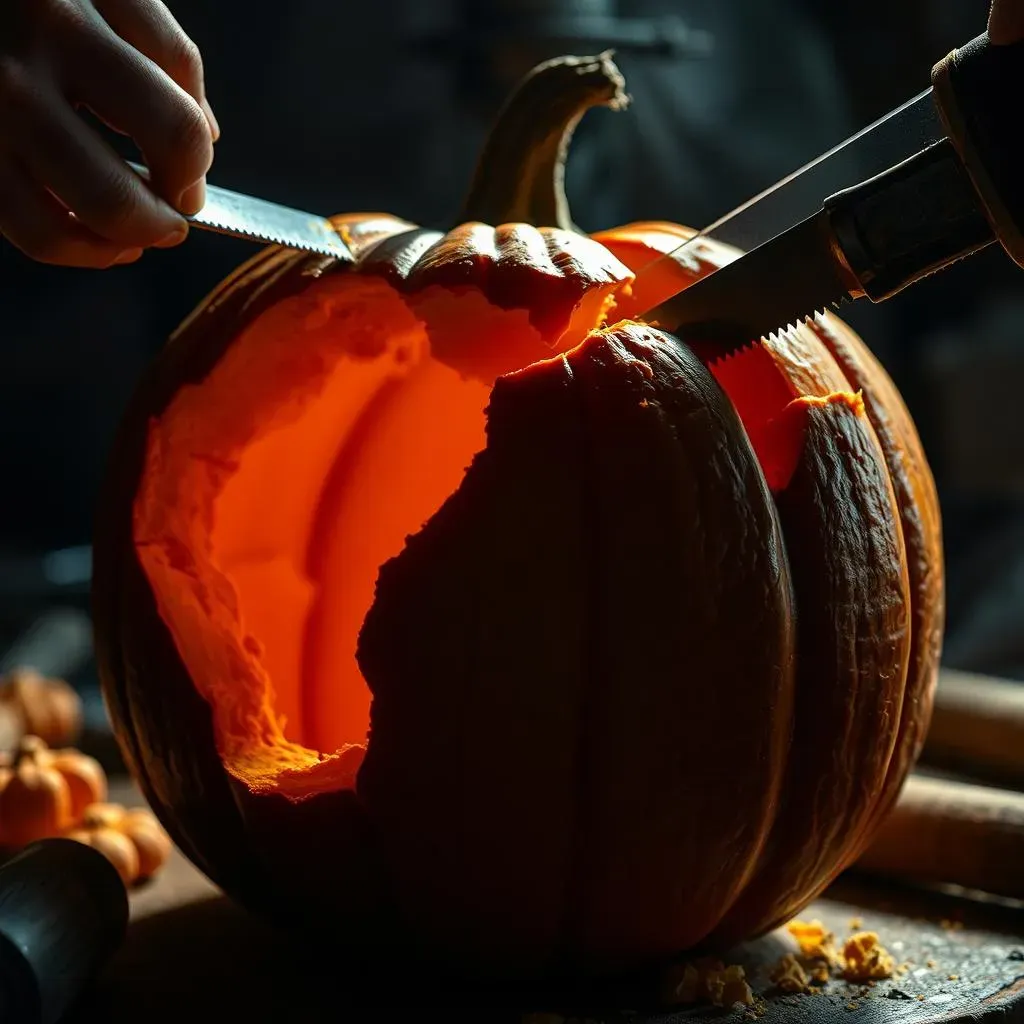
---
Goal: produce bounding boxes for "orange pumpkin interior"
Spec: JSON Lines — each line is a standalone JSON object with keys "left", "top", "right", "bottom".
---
{"left": 133, "top": 246, "right": 852, "bottom": 802}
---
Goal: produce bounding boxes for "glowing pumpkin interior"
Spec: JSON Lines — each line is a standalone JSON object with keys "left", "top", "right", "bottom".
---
{"left": 133, "top": 242, "right": 855, "bottom": 802}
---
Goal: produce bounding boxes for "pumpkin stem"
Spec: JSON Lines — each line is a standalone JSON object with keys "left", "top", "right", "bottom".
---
{"left": 459, "top": 52, "right": 629, "bottom": 231}
{"left": 12, "top": 734, "right": 47, "bottom": 768}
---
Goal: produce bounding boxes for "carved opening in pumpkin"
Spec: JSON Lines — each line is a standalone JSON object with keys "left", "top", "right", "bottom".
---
{"left": 132, "top": 271, "right": 851, "bottom": 802}
{"left": 132, "top": 271, "right": 624, "bottom": 800}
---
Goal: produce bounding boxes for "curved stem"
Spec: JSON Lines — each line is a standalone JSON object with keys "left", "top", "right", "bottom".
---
{"left": 459, "top": 52, "right": 628, "bottom": 231}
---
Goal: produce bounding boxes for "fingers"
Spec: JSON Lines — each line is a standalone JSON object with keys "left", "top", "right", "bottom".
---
{"left": 0, "top": 158, "right": 142, "bottom": 268}
{"left": 70, "top": 25, "right": 213, "bottom": 214}
{"left": 94, "top": 0, "right": 219, "bottom": 139}
{"left": 0, "top": 0, "right": 215, "bottom": 266}
{"left": 7, "top": 74, "right": 188, "bottom": 249}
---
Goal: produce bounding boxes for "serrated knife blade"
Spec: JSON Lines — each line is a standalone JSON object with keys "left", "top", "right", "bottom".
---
{"left": 640, "top": 77, "right": 1001, "bottom": 359}
{"left": 645, "top": 209, "right": 855, "bottom": 363}
{"left": 127, "top": 162, "right": 353, "bottom": 261}
{"left": 641, "top": 89, "right": 948, "bottom": 358}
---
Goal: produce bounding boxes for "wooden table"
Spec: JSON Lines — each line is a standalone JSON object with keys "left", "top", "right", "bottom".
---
{"left": 64, "top": 778, "right": 1024, "bottom": 1024}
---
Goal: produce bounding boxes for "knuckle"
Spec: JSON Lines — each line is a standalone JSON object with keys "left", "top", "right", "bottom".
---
{"left": 169, "top": 99, "right": 213, "bottom": 168}
{"left": 38, "top": 0, "right": 89, "bottom": 35}
{"left": 91, "top": 171, "right": 144, "bottom": 233}
{"left": 166, "top": 31, "right": 203, "bottom": 84}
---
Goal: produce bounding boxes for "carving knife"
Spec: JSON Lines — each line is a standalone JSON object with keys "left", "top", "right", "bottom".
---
{"left": 641, "top": 33, "right": 1024, "bottom": 358}
{"left": 126, "top": 161, "right": 354, "bottom": 262}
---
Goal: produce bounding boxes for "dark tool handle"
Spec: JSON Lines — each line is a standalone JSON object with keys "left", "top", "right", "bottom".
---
{"left": 0, "top": 839, "right": 129, "bottom": 1024}
{"left": 825, "top": 139, "right": 995, "bottom": 301}
{"left": 932, "top": 32, "right": 1024, "bottom": 268}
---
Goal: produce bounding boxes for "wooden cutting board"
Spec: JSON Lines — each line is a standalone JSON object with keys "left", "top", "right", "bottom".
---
{"left": 66, "top": 778, "right": 1024, "bottom": 1024}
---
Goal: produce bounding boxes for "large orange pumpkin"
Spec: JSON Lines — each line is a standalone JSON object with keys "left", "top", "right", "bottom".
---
{"left": 92, "top": 54, "right": 943, "bottom": 978}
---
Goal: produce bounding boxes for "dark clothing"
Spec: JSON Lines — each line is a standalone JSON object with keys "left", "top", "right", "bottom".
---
{"left": 0, "top": 1, "right": 1020, "bottom": 675}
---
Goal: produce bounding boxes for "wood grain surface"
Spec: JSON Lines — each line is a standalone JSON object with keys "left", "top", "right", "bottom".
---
{"left": 62, "top": 776, "right": 1024, "bottom": 1024}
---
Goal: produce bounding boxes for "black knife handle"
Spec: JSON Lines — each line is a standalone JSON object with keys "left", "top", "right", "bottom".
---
{"left": 824, "top": 138, "right": 995, "bottom": 302}
{"left": 932, "top": 32, "right": 1024, "bottom": 269}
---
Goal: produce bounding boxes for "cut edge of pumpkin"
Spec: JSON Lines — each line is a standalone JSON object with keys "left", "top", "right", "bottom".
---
{"left": 131, "top": 272, "right": 633, "bottom": 801}
{"left": 130, "top": 267, "right": 857, "bottom": 804}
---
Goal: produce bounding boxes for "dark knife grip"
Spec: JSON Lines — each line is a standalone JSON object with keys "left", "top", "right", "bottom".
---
{"left": 932, "top": 32, "right": 1024, "bottom": 268}
{"left": 824, "top": 139, "right": 995, "bottom": 302}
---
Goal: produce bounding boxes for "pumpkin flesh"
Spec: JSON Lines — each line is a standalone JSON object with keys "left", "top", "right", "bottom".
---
{"left": 135, "top": 275, "right": 477, "bottom": 792}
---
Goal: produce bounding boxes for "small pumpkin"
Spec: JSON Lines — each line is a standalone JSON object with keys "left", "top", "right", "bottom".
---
{"left": 0, "top": 667, "right": 83, "bottom": 751}
{"left": 0, "top": 736, "right": 107, "bottom": 848}
{"left": 92, "top": 53, "right": 943, "bottom": 977}
{"left": 49, "top": 745, "right": 109, "bottom": 820}
{"left": 67, "top": 802, "right": 172, "bottom": 886}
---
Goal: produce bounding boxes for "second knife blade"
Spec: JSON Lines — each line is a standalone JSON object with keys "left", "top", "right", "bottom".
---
{"left": 127, "top": 162, "right": 354, "bottom": 261}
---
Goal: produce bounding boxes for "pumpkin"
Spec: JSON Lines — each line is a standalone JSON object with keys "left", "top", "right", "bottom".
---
{"left": 67, "top": 802, "right": 172, "bottom": 886}
{"left": 92, "top": 53, "right": 943, "bottom": 978}
{"left": 0, "top": 736, "right": 107, "bottom": 848}
{"left": 0, "top": 667, "right": 83, "bottom": 751}
{"left": 49, "top": 745, "right": 109, "bottom": 820}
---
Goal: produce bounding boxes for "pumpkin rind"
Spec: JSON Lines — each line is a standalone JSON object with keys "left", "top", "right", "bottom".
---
{"left": 811, "top": 319, "right": 944, "bottom": 844}
{"left": 357, "top": 323, "right": 796, "bottom": 973}
{"left": 710, "top": 390, "right": 911, "bottom": 942}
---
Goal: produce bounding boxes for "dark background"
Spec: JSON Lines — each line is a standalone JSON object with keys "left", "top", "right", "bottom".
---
{"left": 0, "top": 0, "right": 1021, "bottom": 723}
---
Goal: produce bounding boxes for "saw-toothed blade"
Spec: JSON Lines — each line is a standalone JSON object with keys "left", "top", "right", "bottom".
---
{"left": 643, "top": 210, "right": 855, "bottom": 360}
{"left": 127, "top": 162, "right": 354, "bottom": 261}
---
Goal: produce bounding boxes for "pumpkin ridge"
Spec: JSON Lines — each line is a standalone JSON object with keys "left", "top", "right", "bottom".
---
{"left": 357, "top": 356, "right": 594, "bottom": 973}
{"left": 671, "top": 328, "right": 911, "bottom": 944}
{"left": 711, "top": 393, "right": 911, "bottom": 942}
{"left": 546, "top": 349, "right": 604, "bottom": 969}
{"left": 552, "top": 323, "right": 796, "bottom": 963}
{"left": 354, "top": 228, "right": 448, "bottom": 285}
{"left": 809, "top": 320, "right": 943, "bottom": 859}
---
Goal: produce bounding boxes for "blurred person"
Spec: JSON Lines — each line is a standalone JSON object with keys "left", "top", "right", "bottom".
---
{"left": 4, "top": 0, "right": 1018, "bottom": 267}
{"left": 1, "top": 0, "right": 1023, "bottom": 678}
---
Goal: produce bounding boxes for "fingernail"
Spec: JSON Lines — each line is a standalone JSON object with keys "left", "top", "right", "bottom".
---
{"left": 154, "top": 227, "right": 188, "bottom": 249}
{"left": 178, "top": 179, "right": 206, "bottom": 217}
{"left": 113, "top": 248, "right": 143, "bottom": 265}
{"left": 201, "top": 97, "right": 221, "bottom": 141}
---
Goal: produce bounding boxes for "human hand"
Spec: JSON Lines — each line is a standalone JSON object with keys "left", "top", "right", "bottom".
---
{"left": 989, "top": 0, "right": 1024, "bottom": 44}
{"left": 0, "top": 0, "right": 218, "bottom": 268}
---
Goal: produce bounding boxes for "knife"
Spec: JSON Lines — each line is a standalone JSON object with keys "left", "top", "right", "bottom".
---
{"left": 642, "top": 32, "right": 1024, "bottom": 358}
{"left": 126, "top": 161, "right": 354, "bottom": 262}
